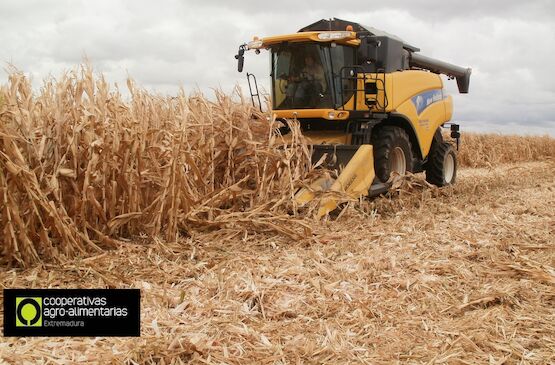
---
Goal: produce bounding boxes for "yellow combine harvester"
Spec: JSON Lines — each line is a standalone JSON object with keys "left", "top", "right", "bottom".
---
{"left": 235, "top": 18, "right": 471, "bottom": 216}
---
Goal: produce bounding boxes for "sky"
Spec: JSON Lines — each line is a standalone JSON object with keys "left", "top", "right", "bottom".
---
{"left": 1, "top": 0, "right": 554, "bottom": 136}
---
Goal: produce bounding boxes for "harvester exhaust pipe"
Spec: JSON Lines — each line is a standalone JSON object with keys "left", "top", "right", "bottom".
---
{"left": 409, "top": 53, "right": 472, "bottom": 93}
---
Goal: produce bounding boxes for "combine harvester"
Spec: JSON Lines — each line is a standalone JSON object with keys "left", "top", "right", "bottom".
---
{"left": 235, "top": 18, "right": 471, "bottom": 216}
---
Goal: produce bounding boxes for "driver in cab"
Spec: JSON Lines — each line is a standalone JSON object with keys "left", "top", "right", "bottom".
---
{"left": 286, "top": 54, "right": 326, "bottom": 106}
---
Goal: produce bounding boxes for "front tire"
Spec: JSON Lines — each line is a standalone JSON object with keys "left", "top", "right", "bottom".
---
{"left": 425, "top": 141, "right": 457, "bottom": 186}
{"left": 372, "top": 126, "right": 414, "bottom": 183}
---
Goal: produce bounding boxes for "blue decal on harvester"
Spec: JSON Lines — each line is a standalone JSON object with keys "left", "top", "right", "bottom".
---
{"left": 411, "top": 89, "right": 443, "bottom": 115}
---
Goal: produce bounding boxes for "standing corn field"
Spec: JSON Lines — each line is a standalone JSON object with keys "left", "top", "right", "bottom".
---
{"left": 0, "top": 66, "right": 315, "bottom": 267}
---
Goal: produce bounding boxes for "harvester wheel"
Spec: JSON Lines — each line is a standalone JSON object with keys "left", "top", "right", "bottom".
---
{"left": 426, "top": 141, "right": 457, "bottom": 186}
{"left": 372, "top": 126, "right": 413, "bottom": 183}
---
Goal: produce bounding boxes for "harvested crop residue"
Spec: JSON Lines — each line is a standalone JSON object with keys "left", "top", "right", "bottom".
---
{"left": 1, "top": 161, "right": 553, "bottom": 364}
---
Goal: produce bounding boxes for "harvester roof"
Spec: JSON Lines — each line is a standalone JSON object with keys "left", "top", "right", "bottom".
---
{"left": 298, "top": 18, "right": 420, "bottom": 52}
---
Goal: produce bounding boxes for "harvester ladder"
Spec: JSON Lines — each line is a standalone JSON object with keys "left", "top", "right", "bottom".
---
{"left": 246, "top": 73, "right": 262, "bottom": 112}
{"left": 337, "top": 66, "right": 365, "bottom": 111}
{"left": 337, "top": 66, "right": 388, "bottom": 113}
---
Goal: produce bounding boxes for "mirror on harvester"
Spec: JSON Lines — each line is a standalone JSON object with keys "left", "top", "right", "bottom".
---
{"left": 235, "top": 45, "right": 246, "bottom": 72}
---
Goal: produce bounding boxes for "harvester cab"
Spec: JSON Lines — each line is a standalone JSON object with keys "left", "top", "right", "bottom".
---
{"left": 236, "top": 18, "right": 471, "bottom": 217}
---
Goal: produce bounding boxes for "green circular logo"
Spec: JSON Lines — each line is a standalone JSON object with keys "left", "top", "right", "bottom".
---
{"left": 16, "top": 297, "right": 42, "bottom": 327}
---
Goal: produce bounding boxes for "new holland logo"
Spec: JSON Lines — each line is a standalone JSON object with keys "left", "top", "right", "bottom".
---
{"left": 15, "top": 297, "right": 43, "bottom": 327}
{"left": 411, "top": 89, "right": 444, "bottom": 115}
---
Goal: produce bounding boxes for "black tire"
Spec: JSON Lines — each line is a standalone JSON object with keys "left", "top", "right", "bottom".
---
{"left": 425, "top": 141, "right": 457, "bottom": 186}
{"left": 372, "top": 126, "right": 413, "bottom": 183}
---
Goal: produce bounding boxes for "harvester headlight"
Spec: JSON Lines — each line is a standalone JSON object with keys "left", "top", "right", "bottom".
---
{"left": 328, "top": 112, "right": 335, "bottom": 119}
{"left": 317, "top": 31, "right": 352, "bottom": 40}
{"left": 247, "top": 39, "right": 264, "bottom": 49}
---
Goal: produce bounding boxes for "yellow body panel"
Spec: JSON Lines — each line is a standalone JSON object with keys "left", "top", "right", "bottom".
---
{"left": 387, "top": 70, "right": 443, "bottom": 110}
{"left": 387, "top": 70, "right": 449, "bottom": 157}
{"left": 273, "top": 109, "right": 350, "bottom": 120}
{"left": 396, "top": 94, "right": 450, "bottom": 157}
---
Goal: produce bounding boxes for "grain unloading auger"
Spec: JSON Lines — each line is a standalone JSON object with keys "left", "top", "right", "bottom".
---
{"left": 236, "top": 18, "right": 471, "bottom": 217}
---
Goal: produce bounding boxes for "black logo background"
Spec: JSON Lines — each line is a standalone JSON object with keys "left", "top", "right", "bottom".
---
{"left": 4, "top": 289, "right": 140, "bottom": 337}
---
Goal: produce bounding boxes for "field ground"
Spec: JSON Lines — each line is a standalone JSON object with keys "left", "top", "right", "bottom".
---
{"left": 1, "top": 160, "right": 554, "bottom": 364}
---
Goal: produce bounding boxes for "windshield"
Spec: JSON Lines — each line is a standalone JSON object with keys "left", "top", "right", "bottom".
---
{"left": 271, "top": 43, "right": 355, "bottom": 110}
